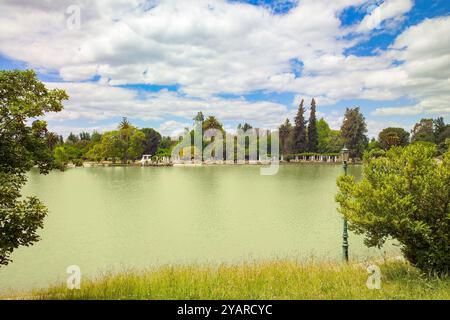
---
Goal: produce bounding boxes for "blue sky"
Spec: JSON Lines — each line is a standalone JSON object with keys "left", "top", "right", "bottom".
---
{"left": 1, "top": 0, "right": 449, "bottom": 137}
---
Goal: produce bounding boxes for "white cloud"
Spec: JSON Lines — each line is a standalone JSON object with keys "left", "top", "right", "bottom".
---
{"left": 368, "top": 17, "right": 450, "bottom": 117}
{"left": 372, "top": 105, "right": 421, "bottom": 116}
{"left": 1, "top": 0, "right": 449, "bottom": 133}
{"left": 157, "top": 120, "right": 190, "bottom": 137}
{"left": 0, "top": 0, "right": 358, "bottom": 97}
{"left": 293, "top": 94, "right": 338, "bottom": 107}
{"left": 356, "top": 0, "right": 413, "bottom": 33}
{"left": 43, "top": 81, "right": 290, "bottom": 129}
{"left": 366, "top": 119, "right": 410, "bottom": 138}
{"left": 46, "top": 123, "right": 117, "bottom": 138}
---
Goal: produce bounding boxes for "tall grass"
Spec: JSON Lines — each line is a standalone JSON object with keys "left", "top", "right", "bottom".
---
{"left": 9, "top": 259, "right": 450, "bottom": 300}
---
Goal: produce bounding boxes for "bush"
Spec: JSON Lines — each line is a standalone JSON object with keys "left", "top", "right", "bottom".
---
{"left": 363, "top": 148, "right": 385, "bottom": 160}
{"left": 336, "top": 144, "right": 450, "bottom": 274}
{"left": 71, "top": 158, "right": 84, "bottom": 167}
{"left": 155, "top": 148, "right": 171, "bottom": 157}
{"left": 53, "top": 146, "right": 68, "bottom": 171}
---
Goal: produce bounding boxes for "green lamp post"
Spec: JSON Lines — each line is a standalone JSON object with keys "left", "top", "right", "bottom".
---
{"left": 341, "top": 146, "right": 350, "bottom": 262}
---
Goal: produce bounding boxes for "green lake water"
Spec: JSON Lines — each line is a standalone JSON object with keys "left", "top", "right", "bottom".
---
{"left": 0, "top": 165, "right": 397, "bottom": 293}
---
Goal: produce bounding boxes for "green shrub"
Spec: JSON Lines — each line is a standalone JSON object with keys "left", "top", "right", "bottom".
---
{"left": 54, "top": 146, "right": 68, "bottom": 171}
{"left": 363, "top": 148, "right": 386, "bottom": 160}
{"left": 336, "top": 144, "right": 450, "bottom": 274}
{"left": 155, "top": 148, "right": 171, "bottom": 157}
{"left": 71, "top": 158, "right": 84, "bottom": 167}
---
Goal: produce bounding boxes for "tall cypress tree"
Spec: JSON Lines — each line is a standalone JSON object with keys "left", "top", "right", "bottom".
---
{"left": 307, "top": 98, "right": 318, "bottom": 152}
{"left": 292, "top": 99, "right": 307, "bottom": 153}
{"left": 340, "top": 107, "right": 368, "bottom": 159}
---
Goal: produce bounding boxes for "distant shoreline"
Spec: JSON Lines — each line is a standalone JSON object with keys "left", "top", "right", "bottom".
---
{"left": 73, "top": 161, "right": 362, "bottom": 168}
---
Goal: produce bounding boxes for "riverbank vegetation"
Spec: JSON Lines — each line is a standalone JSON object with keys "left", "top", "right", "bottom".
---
{"left": 49, "top": 99, "right": 450, "bottom": 169}
{"left": 10, "top": 259, "right": 450, "bottom": 300}
{"left": 337, "top": 144, "right": 450, "bottom": 274}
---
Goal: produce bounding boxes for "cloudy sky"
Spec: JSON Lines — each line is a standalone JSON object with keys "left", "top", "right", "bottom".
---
{"left": 1, "top": 0, "right": 449, "bottom": 137}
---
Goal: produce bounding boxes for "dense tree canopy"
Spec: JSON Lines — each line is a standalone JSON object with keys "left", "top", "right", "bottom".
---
{"left": 279, "top": 100, "right": 344, "bottom": 156}
{"left": 317, "top": 118, "right": 343, "bottom": 153}
{"left": 0, "top": 70, "right": 67, "bottom": 266}
{"left": 101, "top": 126, "right": 145, "bottom": 163}
{"left": 141, "top": 128, "right": 162, "bottom": 155}
{"left": 409, "top": 117, "right": 449, "bottom": 154}
{"left": 411, "top": 119, "right": 434, "bottom": 143}
{"left": 378, "top": 127, "right": 410, "bottom": 150}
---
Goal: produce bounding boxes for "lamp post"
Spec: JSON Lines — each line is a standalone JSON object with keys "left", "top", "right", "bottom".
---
{"left": 341, "top": 146, "right": 350, "bottom": 262}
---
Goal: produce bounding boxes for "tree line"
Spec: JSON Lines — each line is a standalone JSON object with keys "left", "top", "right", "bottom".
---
{"left": 50, "top": 101, "right": 450, "bottom": 170}
{"left": 50, "top": 118, "right": 175, "bottom": 170}
{"left": 279, "top": 99, "right": 450, "bottom": 161}
{"left": 279, "top": 99, "right": 372, "bottom": 159}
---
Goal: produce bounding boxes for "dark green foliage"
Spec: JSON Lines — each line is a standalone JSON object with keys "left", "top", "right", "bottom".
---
{"left": 46, "top": 132, "right": 60, "bottom": 151}
{"left": 159, "top": 136, "right": 173, "bottom": 149}
{"left": 141, "top": 128, "right": 162, "bottom": 155}
{"left": 66, "top": 132, "right": 79, "bottom": 144}
{"left": 316, "top": 118, "right": 343, "bottom": 153}
{"left": 411, "top": 119, "right": 434, "bottom": 143}
{"left": 279, "top": 118, "right": 292, "bottom": 155}
{"left": 366, "top": 137, "right": 380, "bottom": 152}
{"left": 433, "top": 117, "right": 450, "bottom": 154}
{"left": 79, "top": 131, "right": 91, "bottom": 141}
{"left": 72, "top": 158, "right": 84, "bottom": 167}
{"left": 100, "top": 125, "right": 145, "bottom": 163}
{"left": 0, "top": 70, "right": 67, "bottom": 266}
{"left": 337, "top": 144, "right": 450, "bottom": 274}
{"left": 378, "top": 127, "right": 410, "bottom": 150}
{"left": 363, "top": 147, "right": 385, "bottom": 160}
{"left": 411, "top": 118, "right": 449, "bottom": 153}
{"left": 433, "top": 117, "right": 446, "bottom": 140}
{"left": 340, "top": 107, "right": 368, "bottom": 159}
{"left": 91, "top": 131, "right": 102, "bottom": 143}
{"left": 292, "top": 99, "right": 307, "bottom": 153}
{"left": 307, "top": 98, "right": 318, "bottom": 152}
{"left": 0, "top": 172, "right": 48, "bottom": 266}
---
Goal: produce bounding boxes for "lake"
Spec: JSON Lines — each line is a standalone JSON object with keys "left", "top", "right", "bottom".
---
{"left": 0, "top": 164, "right": 397, "bottom": 293}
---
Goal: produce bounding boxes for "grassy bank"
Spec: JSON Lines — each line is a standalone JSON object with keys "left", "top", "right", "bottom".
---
{"left": 8, "top": 259, "right": 450, "bottom": 300}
